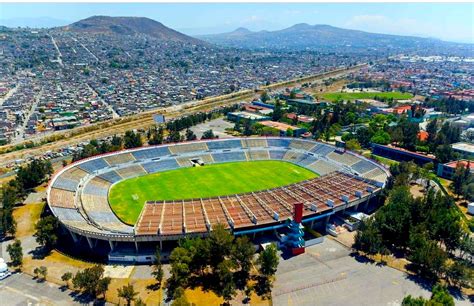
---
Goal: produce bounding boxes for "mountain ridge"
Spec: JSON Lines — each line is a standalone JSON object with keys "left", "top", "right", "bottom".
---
{"left": 62, "top": 16, "right": 203, "bottom": 44}
{"left": 197, "top": 23, "right": 464, "bottom": 50}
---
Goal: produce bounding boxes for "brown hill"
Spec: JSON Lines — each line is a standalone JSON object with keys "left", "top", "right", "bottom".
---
{"left": 63, "top": 16, "right": 202, "bottom": 44}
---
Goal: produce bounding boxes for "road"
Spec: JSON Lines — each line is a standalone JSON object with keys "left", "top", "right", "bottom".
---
{"left": 13, "top": 87, "right": 43, "bottom": 144}
{"left": 0, "top": 84, "right": 19, "bottom": 106}
{"left": 71, "top": 37, "right": 99, "bottom": 63}
{"left": 0, "top": 273, "right": 87, "bottom": 305}
{"left": 49, "top": 34, "right": 63, "bottom": 67}
{"left": 86, "top": 84, "right": 120, "bottom": 119}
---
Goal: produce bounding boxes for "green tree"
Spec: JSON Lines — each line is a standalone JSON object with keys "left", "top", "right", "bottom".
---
{"left": 34, "top": 266, "right": 47, "bottom": 281}
{"left": 450, "top": 163, "right": 470, "bottom": 198}
{"left": 429, "top": 284, "right": 454, "bottom": 306}
{"left": 215, "top": 259, "right": 236, "bottom": 303}
{"left": 171, "top": 287, "right": 190, "bottom": 306}
{"left": 408, "top": 230, "right": 447, "bottom": 279}
{"left": 34, "top": 215, "right": 59, "bottom": 251}
{"left": 370, "top": 130, "right": 391, "bottom": 145}
{"left": 201, "top": 129, "right": 216, "bottom": 140}
{"left": 61, "top": 272, "right": 73, "bottom": 288}
{"left": 1, "top": 184, "right": 17, "bottom": 236}
{"left": 185, "top": 129, "right": 197, "bottom": 141}
{"left": 168, "top": 247, "right": 192, "bottom": 292}
{"left": 345, "top": 139, "right": 362, "bottom": 151}
{"left": 401, "top": 295, "right": 426, "bottom": 306}
{"left": 72, "top": 265, "right": 111, "bottom": 298}
{"left": 151, "top": 248, "right": 164, "bottom": 287}
{"left": 208, "top": 224, "right": 233, "bottom": 270}
{"left": 117, "top": 283, "right": 138, "bottom": 306}
{"left": 123, "top": 130, "right": 142, "bottom": 149}
{"left": 353, "top": 217, "right": 386, "bottom": 255}
{"left": 231, "top": 236, "right": 255, "bottom": 287}
{"left": 285, "top": 128, "right": 293, "bottom": 137}
{"left": 272, "top": 100, "right": 283, "bottom": 121}
{"left": 257, "top": 243, "right": 279, "bottom": 277}
{"left": 6, "top": 239, "right": 22, "bottom": 269}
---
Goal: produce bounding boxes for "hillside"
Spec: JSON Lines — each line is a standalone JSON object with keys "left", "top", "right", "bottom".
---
{"left": 62, "top": 16, "right": 203, "bottom": 44}
{"left": 198, "top": 23, "right": 459, "bottom": 51}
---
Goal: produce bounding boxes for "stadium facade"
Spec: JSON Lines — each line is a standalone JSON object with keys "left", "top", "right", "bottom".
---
{"left": 47, "top": 137, "right": 389, "bottom": 256}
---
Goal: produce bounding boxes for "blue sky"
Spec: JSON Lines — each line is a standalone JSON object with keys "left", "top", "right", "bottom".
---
{"left": 0, "top": 3, "right": 473, "bottom": 43}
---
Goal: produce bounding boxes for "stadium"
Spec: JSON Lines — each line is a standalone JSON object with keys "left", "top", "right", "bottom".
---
{"left": 47, "top": 137, "right": 389, "bottom": 260}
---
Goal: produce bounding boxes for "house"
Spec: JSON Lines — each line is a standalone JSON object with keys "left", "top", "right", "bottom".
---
{"left": 259, "top": 121, "right": 307, "bottom": 137}
{"left": 437, "top": 160, "right": 474, "bottom": 179}
{"left": 227, "top": 111, "right": 269, "bottom": 123}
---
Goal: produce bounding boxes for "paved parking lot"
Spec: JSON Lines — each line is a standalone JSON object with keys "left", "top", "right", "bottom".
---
{"left": 272, "top": 239, "right": 471, "bottom": 306}
{"left": 190, "top": 117, "right": 234, "bottom": 139}
{"left": 0, "top": 273, "right": 86, "bottom": 305}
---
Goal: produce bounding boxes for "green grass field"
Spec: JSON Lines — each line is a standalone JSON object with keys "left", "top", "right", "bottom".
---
{"left": 109, "top": 160, "right": 317, "bottom": 225}
{"left": 321, "top": 91, "right": 413, "bottom": 102}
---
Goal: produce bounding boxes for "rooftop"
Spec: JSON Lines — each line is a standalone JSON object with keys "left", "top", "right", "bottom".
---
{"left": 451, "top": 142, "right": 474, "bottom": 154}
{"left": 444, "top": 160, "right": 474, "bottom": 170}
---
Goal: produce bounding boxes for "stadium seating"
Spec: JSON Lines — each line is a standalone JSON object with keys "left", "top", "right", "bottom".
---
{"left": 363, "top": 168, "right": 387, "bottom": 183}
{"left": 297, "top": 154, "right": 318, "bottom": 166}
{"left": 168, "top": 142, "right": 209, "bottom": 154}
{"left": 212, "top": 151, "right": 247, "bottom": 163}
{"left": 327, "top": 151, "right": 360, "bottom": 166}
{"left": 247, "top": 150, "right": 270, "bottom": 160}
{"left": 241, "top": 138, "right": 268, "bottom": 148}
{"left": 83, "top": 177, "right": 111, "bottom": 197}
{"left": 52, "top": 177, "right": 80, "bottom": 192}
{"left": 351, "top": 159, "right": 377, "bottom": 174}
{"left": 307, "top": 160, "right": 338, "bottom": 175}
{"left": 60, "top": 167, "right": 89, "bottom": 182}
{"left": 103, "top": 152, "right": 136, "bottom": 166}
{"left": 141, "top": 159, "right": 180, "bottom": 173}
{"left": 283, "top": 150, "right": 304, "bottom": 162}
{"left": 131, "top": 146, "right": 171, "bottom": 160}
{"left": 52, "top": 207, "right": 84, "bottom": 222}
{"left": 77, "top": 158, "right": 109, "bottom": 173}
{"left": 116, "top": 165, "right": 147, "bottom": 179}
{"left": 176, "top": 156, "right": 194, "bottom": 167}
{"left": 98, "top": 170, "right": 123, "bottom": 183}
{"left": 289, "top": 139, "right": 317, "bottom": 151}
{"left": 206, "top": 139, "right": 242, "bottom": 150}
{"left": 49, "top": 188, "right": 75, "bottom": 209}
{"left": 269, "top": 149, "right": 288, "bottom": 160}
{"left": 311, "top": 144, "right": 334, "bottom": 156}
{"left": 267, "top": 138, "right": 291, "bottom": 148}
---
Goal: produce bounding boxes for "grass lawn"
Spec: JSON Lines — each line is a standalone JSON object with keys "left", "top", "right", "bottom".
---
{"left": 321, "top": 91, "right": 413, "bottom": 102}
{"left": 109, "top": 160, "right": 317, "bottom": 225}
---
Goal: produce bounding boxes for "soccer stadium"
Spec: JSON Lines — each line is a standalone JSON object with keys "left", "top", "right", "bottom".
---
{"left": 47, "top": 137, "right": 389, "bottom": 260}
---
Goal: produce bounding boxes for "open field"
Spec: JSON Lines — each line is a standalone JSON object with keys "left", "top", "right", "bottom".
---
{"left": 321, "top": 91, "right": 413, "bottom": 101}
{"left": 109, "top": 160, "right": 317, "bottom": 224}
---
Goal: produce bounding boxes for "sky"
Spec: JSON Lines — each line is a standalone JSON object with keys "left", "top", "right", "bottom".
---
{"left": 0, "top": 3, "right": 473, "bottom": 43}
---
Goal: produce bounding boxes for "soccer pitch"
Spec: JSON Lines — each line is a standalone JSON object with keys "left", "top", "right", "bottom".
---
{"left": 321, "top": 91, "right": 413, "bottom": 101}
{"left": 108, "top": 160, "right": 317, "bottom": 225}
